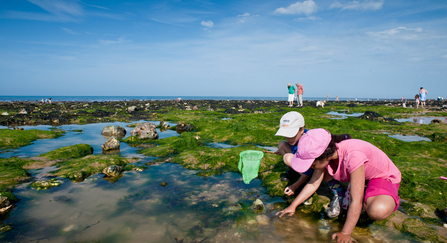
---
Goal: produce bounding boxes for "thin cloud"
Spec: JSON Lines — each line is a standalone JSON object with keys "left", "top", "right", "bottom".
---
{"left": 274, "top": 0, "right": 318, "bottom": 15}
{"left": 367, "top": 27, "right": 423, "bottom": 38}
{"left": 201, "top": 20, "right": 214, "bottom": 28}
{"left": 99, "top": 37, "right": 130, "bottom": 45}
{"left": 28, "top": 0, "right": 84, "bottom": 17}
{"left": 296, "top": 16, "right": 321, "bottom": 21}
{"left": 329, "top": 0, "right": 384, "bottom": 11}
{"left": 61, "top": 27, "right": 78, "bottom": 35}
{"left": 1, "top": 0, "right": 85, "bottom": 22}
{"left": 238, "top": 13, "right": 250, "bottom": 17}
{"left": 80, "top": 2, "right": 109, "bottom": 10}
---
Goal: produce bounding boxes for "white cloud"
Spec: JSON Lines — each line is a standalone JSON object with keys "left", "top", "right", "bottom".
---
{"left": 443, "top": 55, "right": 447, "bottom": 58}
{"left": 296, "top": 16, "right": 321, "bottom": 21}
{"left": 274, "top": 0, "right": 318, "bottom": 15}
{"left": 329, "top": 0, "right": 384, "bottom": 11}
{"left": 238, "top": 13, "right": 250, "bottom": 17}
{"left": 201, "top": 20, "right": 214, "bottom": 28}
{"left": 367, "top": 27, "right": 423, "bottom": 38}
{"left": 99, "top": 37, "right": 129, "bottom": 45}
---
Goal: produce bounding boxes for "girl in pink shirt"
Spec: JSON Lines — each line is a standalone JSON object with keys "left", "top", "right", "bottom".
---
{"left": 277, "top": 128, "right": 401, "bottom": 243}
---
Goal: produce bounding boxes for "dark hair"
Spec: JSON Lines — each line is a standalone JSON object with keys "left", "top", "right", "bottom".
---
{"left": 316, "top": 134, "right": 351, "bottom": 159}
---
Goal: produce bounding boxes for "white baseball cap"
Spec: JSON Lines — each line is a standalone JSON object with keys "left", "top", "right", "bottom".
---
{"left": 275, "top": 111, "right": 305, "bottom": 138}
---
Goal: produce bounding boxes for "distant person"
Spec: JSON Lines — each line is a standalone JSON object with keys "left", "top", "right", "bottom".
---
{"left": 48, "top": 98, "right": 52, "bottom": 104}
{"left": 414, "top": 94, "right": 420, "bottom": 109}
{"left": 41, "top": 98, "right": 44, "bottom": 104}
{"left": 419, "top": 87, "right": 428, "bottom": 108}
{"left": 287, "top": 83, "right": 295, "bottom": 107}
{"left": 336, "top": 96, "right": 339, "bottom": 102}
{"left": 296, "top": 82, "right": 303, "bottom": 107}
{"left": 327, "top": 94, "right": 329, "bottom": 102}
{"left": 277, "top": 129, "right": 401, "bottom": 242}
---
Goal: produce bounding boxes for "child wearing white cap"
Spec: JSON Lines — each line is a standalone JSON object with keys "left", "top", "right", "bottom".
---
{"left": 275, "top": 111, "right": 314, "bottom": 203}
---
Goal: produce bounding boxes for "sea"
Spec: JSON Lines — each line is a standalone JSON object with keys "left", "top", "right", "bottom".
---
{"left": 0, "top": 96, "right": 395, "bottom": 102}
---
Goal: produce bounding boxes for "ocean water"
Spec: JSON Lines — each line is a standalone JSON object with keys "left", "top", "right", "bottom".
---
{"left": 0, "top": 96, "right": 391, "bottom": 102}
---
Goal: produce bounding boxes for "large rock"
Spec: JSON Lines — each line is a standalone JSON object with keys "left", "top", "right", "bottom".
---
{"left": 130, "top": 122, "right": 158, "bottom": 140}
{"left": 101, "top": 126, "right": 126, "bottom": 137}
{"left": 176, "top": 123, "right": 194, "bottom": 133}
{"left": 102, "top": 137, "right": 120, "bottom": 151}
{"left": 102, "top": 165, "right": 122, "bottom": 177}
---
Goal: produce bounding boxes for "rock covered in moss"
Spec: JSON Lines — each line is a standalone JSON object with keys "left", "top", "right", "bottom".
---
{"left": 176, "top": 123, "right": 193, "bottom": 133}
{"left": 102, "top": 136, "right": 120, "bottom": 151}
{"left": 252, "top": 199, "right": 264, "bottom": 212}
{"left": 102, "top": 165, "right": 122, "bottom": 177}
{"left": 101, "top": 126, "right": 126, "bottom": 137}
{"left": 130, "top": 122, "right": 158, "bottom": 140}
{"left": 30, "top": 178, "right": 62, "bottom": 190}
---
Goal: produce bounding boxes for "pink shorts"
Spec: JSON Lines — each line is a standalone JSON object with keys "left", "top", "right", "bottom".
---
{"left": 364, "top": 178, "right": 400, "bottom": 212}
{"left": 342, "top": 178, "right": 400, "bottom": 212}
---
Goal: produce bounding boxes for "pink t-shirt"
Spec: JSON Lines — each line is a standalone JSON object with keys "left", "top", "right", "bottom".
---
{"left": 297, "top": 84, "right": 303, "bottom": 95}
{"left": 326, "top": 139, "right": 401, "bottom": 184}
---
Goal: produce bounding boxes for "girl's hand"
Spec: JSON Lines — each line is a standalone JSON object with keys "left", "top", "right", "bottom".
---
{"left": 284, "top": 186, "right": 295, "bottom": 196}
{"left": 276, "top": 206, "right": 295, "bottom": 217}
{"left": 332, "top": 232, "right": 352, "bottom": 243}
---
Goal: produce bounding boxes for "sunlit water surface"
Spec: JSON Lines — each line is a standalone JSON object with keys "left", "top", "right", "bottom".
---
{"left": 0, "top": 121, "right": 177, "bottom": 158}
{"left": 0, "top": 122, "right": 418, "bottom": 242}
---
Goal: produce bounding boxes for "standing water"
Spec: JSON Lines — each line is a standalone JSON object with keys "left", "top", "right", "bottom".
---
{"left": 0, "top": 123, "right": 416, "bottom": 242}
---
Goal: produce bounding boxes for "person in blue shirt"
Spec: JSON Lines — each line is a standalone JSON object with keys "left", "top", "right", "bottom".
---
{"left": 419, "top": 87, "right": 428, "bottom": 108}
{"left": 287, "top": 83, "right": 296, "bottom": 107}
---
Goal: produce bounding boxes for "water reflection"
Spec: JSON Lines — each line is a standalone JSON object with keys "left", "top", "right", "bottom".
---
{"left": 1, "top": 163, "right": 413, "bottom": 243}
{"left": 389, "top": 134, "right": 431, "bottom": 142}
{"left": 0, "top": 120, "right": 177, "bottom": 158}
{"left": 326, "top": 111, "right": 364, "bottom": 119}
{"left": 396, "top": 117, "right": 447, "bottom": 124}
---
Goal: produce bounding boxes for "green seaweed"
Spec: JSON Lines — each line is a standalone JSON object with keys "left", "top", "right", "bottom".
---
{"left": 39, "top": 144, "right": 94, "bottom": 160}
{"left": 0, "top": 129, "right": 64, "bottom": 150}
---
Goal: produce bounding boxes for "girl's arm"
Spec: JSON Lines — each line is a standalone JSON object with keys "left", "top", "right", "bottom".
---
{"left": 277, "top": 168, "right": 325, "bottom": 217}
{"left": 332, "top": 165, "right": 365, "bottom": 242}
{"left": 284, "top": 174, "right": 309, "bottom": 196}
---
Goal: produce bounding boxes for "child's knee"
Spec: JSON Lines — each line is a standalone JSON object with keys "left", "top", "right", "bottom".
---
{"left": 283, "top": 153, "right": 294, "bottom": 167}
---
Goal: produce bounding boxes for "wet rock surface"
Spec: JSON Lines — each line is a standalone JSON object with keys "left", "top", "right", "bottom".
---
{"left": 102, "top": 165, "right": 123, "bottom": 177}
{"left": 101, "top": 125, "right": 127, "bottom": 137}
{"left": 130, "top": 122, "right": 159, "bottom": 140}
{"left": 102, "top": 136, "right": 120, "bottom": 151}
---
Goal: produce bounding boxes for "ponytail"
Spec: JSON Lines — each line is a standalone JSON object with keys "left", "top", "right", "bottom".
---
{"left": 316, "top": 134, "right": 351, "bottom": 159}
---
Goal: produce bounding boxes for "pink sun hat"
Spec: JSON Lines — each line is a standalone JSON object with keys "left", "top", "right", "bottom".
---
{"left": 291, "top": 128, "right": 332, "bottom": 173}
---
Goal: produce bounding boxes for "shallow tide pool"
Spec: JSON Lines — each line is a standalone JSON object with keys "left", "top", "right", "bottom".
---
{"left": 0, "top": 122, "right": 418, "bottom": 242}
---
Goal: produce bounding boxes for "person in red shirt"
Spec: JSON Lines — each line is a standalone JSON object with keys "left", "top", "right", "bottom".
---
{"left": 296, "top": 83, "right": 304, "bottom": 107}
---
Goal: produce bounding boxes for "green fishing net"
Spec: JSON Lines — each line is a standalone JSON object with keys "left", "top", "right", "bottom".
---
{"left": 238, "top": 150, "right": 264, "bottom": 184}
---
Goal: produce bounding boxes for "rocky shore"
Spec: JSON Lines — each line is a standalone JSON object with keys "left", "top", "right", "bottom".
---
{"left": 1, "top": 99, "right": 446, "bottom": 127}
{"left": 1, "top": 98, "right": 447, "bottom": 241}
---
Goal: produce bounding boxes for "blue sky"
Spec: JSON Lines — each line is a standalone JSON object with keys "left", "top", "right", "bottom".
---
{"left": 1, "top": 0, "right": 446, "bottom": 99}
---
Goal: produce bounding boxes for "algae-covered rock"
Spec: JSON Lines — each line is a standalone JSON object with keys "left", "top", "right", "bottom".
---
{"left": 176, "top": 123, "right": 194, "bottom": 133}
{"left": 0, "top": 196, "right": 11, "bottom": 213}
{"left": 30, "top": 178, "right": 62, "bottom": 190}
{"left": 102, "top": 165, "right": 122, "bottom": 177}
{"left": 40, "top": 144, "right": 93, "bottom": 160}
{"left": 130, "top": 122, "right": 158, "bottom": 140}
{"left": 252, "top": 199, "right": 264, "bottom": 212}
{"left": 0, "top": 128, "right": 64, "bottom": 149}
{"left": 101, "top": 126, "right": 126, "bottom": 138}
{"left": 102, "top": 136, "right": 120, "bottom": 151}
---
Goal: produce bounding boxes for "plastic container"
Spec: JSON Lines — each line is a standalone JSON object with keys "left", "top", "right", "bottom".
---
{"left": 238, "top": 150, "right": 264, "bottom": 184}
